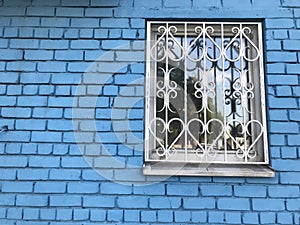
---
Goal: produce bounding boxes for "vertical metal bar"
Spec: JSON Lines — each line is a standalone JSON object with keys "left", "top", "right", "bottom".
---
{"left": 165, "top": 22, "right": 169, "bottom": 161}
{"left": 184, "top": 22, "right": 188, "bottom": 162}
{"left": 240, "top": 23, "right": 247, "bottom": 163}
{"left": 221, "top": 23, "right": 227, "bottom": 162}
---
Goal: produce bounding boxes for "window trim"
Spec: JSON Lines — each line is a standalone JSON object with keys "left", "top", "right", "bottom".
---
{"left": 143, "top": 20, "right": 274, "bottom": 177}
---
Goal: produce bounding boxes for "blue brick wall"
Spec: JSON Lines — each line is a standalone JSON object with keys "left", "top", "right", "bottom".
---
{"left": 0, "top": 0, "right": 299, "bottom": 224}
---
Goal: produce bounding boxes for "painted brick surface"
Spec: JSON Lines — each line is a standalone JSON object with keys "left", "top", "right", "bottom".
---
{"left": 0, "top": 0, "right": 299, "bottom": 224}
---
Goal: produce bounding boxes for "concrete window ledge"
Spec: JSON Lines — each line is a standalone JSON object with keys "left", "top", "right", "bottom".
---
{"left": 143, "top": 163, "right": 275, "bottom": 177}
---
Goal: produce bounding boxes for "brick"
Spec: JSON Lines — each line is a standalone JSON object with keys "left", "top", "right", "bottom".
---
{"left": 68, "top": 182, "right": 99, "bottom": 193}
{"left": 83, "top": 196, "right": 115, "bottom": 207}
{"left": 56, "top": 7, "right": 84, "bottom": 17}
{"left": 68, "top": 62, "right": 91, "bottom": 72}
{"left": 108, "top": 209, "right": 123, "bottom": 222}
{"left": 135, "top": 0, "right": 161, "bottom": 8}
{"left": 40, "top": 40, "right": 69, "bottom": 49}
{"left": 29, "top": 156, "right": 60, "bottom": 168}
{"left": 174, "top": 211, "right": 191, "bottom": 222}
{"left": 118, "top": 196, "right": 148, "bottom": 209}
{"left": 94, "top": 29, "right": 109, "bottom": 38}
{"left": 38, "top": 62, "right": 66, "bottom": 72}
{"left": 71, "top": 18, "right": 99, "bottom": 28}
{"left": 10, "top": 39, "right": 39, "bottom": 49}
{"left": 0, "top": 49, "right": 23, "bottom": 60}
{"left": 102, "top": 40, "right": 130, "bottom": 50}
{"left": 71, "top": 40, "right": 100, "bottom": 49}
{"left": 25, "top": 50, "right": 53, "bottom": 60}
{"left": 124, "top": 210, "right": 140, "bottom": 222}
{"left": 288, "top": 135, "right": 300, "bottom": 146}
{"left": 253, "top": 199, "right": 285, "bottom": 211}
{"left": 282, "top": 0, "right": 300, "bottom": 6}
{"left": 208, "top": 211, "right": 224, "bottom": 224}
{"left": 234, "top": 185, "right": 266, "bottom": 197}
{"left": 40, "top": 209, "right": 56, "bottom": 220}
{"left": 141, "top": 210, "right": 156, "bottom": 222}
{"left": 23, "top": 208, "right": 39, "bottom": 220}
{"left": 5, "top": 143, "right": 21, "bottom": 154}
{"left": 16, "top": 119, "right": 46, "bottom": 131}
{"left": 61, "top": 157, "right": 90, "bottom": 168}
{"left": 164, "top": 0, "right": 191, "bottom": 7}
{"left": 50, "top": 195, "right": 81, "bottom": 206}
{"left": 0, "top": 73, "right": 19, "bottom": 83}
{"left": 101, "top": 18, "right": 129, "bottom": 28}
{"left": 273, "top": 159, "right": 300, "bottom": 171}
{"left": 49, "top": 169, "right": 81, "bottom": 180}
{"left": 266, "top": 19, "right": 294, "bottom": 28}
{"left": 225, "top": 212, "right": 241, "bottom": 224}
{"left": 55, "top": 85, "right": 71, "bottom": 96}
{"left": 34, "top": 28, "right": 49, "bottom": 37}
{"left": 267, "top": 51, "right": 297, "bottom": 62}
{"left": 34, "top": 182, "right": 66, "bottom": 193}
{"left": 85, "top": 8, "right": 113, "bottom": 17}
{"left": 48, "top": 120, "right": 74, "bottom": 131}
{"left": 1, "top": 107, "right": 31, "bottom": 118}
{"left": 16, "top": 194, "right": 48, "bottom": 206}
{"left": 82, "top": 169, "right": 113, "bottom": 181}
{"left": 0, "top": 156, "right": 27, "bottom": 167}
{"left": 55, "top": 50, "right": 83, "bottom": 60}
{"left": 201, "top": 184, "right": 232, "bottom": 196}
{"left": 56, "top": 208, "right": 72, "bottom": 220}
{"left": 268, "top": 96, "right": 297, "bottom": 109}
{"left": 17, "top": 96, "right": 47, "bottom": 107}
{"left": 74, "top": 209, "right": 89, "bottom": 220}
{"left": 276, "top": 86, "right": 292, "bottom": 96}
{"left": 101, "top": 182, "right": 132, "bottom": 194}
{"left": 281, "top": 146, "right": 297, "bottom": 158}
{"left": 90, "top": 209, "right": 106, "bottom": 222}
{"left": 7, "top": 208, "right": 22, "bottom": 219}
{"left": 283, "top": 40, "right": 300, "bottom": 50}
{"left": 1, "top": 131, "right": 31, "bottom": 142}
{"left": 287, "top": 64, "right": 300, "bottom": 74}
{"left": 26, "top": 7, "right": 55, "bottom": 16}
{"left": 218, "top": 198, "right": 250, "bottom": 210}
{"left": 41, "top": 18, "right": 70, "bottom": 27}
{"left": 116, "top": 51, "right": 145, "bottom": 61}
{"left": 63, "top": 131, "right": 94, "bottom": 143}
{"left": 280, "top": 172, "right": 300, "bottom": 184}
{"left": 31, "top": 131, "right": 62, "bottom": 143}
{"left": 19, "top": 28, "right": 34, "bottom": 37}
{"left": 48, "top": 96, "right": 75, "bottom": 107}
{"left": 21, "top": 73, "right": 51, "bottom": 84}
{"left": 242, "top": 212, "right": 259, "bottom": 224}
{"left": 23, "top": 85, "right": 38, "bottom": 95}
{"left": 146, "top": 196, "right": 180, "bottom": 210}
{"left": 49, "top": 28, "right": 65, "bottom": 38}
{"left": 6, "top": 85, "right": 21, "bottom": 95}
{"left": 270, "top": 122, "right": 298, "bottom": 134}
{"left": 109, "top": 29, "right": 122, "bottom": 38}
{"left": 91, "top": 0, "right": 119, "bottom": 7}
{"left": 33, "top": 107, "right": 63, "bottom": 118}
{"left": 260, "top": 212, "right": 276, "bottom": 224}
{"left": 286, "top": 199, "right": 300, "bottom": 210}
{"left": 7, "top": 61, "right": 36, "bottom": 72}
{"left": 0, "top": 194, "right": 15, "bottom": 206}
{"left": 0, "top": 169, "right": 16, "bottom": 180}
{"left": 183, "top": 197, "right": 215, "bottom": 209}
{"left": 84, "top": 50, "right": 114, "bottom": 61}
{"left": 17, "top": 169, "right": 48, "bottom": 180}
{"left": 269, "top": 186, "right": 299, "bottom": 198}
{"left": 2, "top": 181, "right": 33, "bottom": 193}
{"left": 51, "top": 73, "right": 81, "bottom": 84}
{"left": 166, "top": 184, "right": 198, "bottom": 196}
{"left": 277, "top": 212, "right": 293, "bottom": 225}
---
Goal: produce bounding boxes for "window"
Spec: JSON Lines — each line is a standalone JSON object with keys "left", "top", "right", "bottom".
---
{"left": 143, "top": 21, "right": 274, "bottom": 177}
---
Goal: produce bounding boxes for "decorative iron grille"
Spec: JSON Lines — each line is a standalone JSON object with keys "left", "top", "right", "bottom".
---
{"left": 145, "top": 21, "right": 269, "bottom": 165}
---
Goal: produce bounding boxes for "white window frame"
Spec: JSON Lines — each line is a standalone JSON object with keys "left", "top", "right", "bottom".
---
{"left": 143, "top": 21, "right": 274, "bottom": 177}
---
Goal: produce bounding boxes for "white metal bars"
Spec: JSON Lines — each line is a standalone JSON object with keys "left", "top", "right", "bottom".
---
{"left": 145, "top": 21, "right": 269, "bottom": 164}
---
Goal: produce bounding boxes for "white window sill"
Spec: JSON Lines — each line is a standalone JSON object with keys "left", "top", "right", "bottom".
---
{"left": 143, "top": 163, "right": 275, "bottom": 177}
